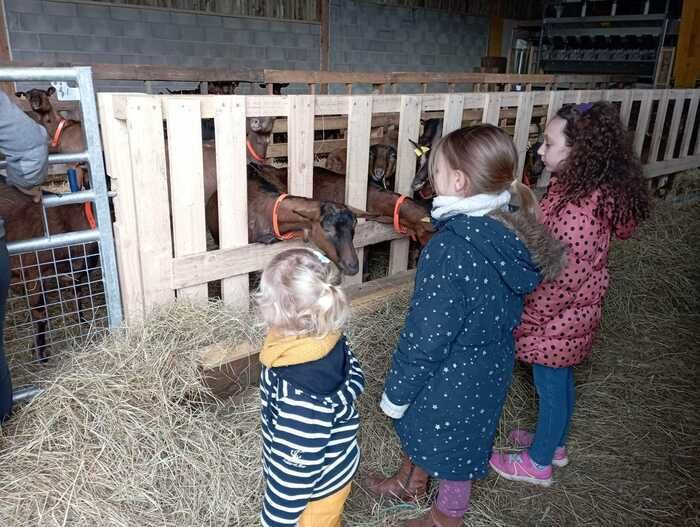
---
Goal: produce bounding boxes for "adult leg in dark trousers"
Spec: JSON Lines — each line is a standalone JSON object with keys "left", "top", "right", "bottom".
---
{"left": 0, "top": 238, "right": 12, "bottom": 422}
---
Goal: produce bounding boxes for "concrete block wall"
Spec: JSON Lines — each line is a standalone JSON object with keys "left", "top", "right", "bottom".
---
{"left": 5, "top": 0, "right": 320, "bottom": 92}
{"left": 5, "top": 0, "right": 487, "bottom": 93}
{"left": 328, "top": 0, "right": 487, "bottom": 92}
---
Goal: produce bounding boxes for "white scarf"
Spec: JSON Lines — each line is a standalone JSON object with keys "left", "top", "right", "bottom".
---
{"left": 431, "top": 191, "right": 511, "bottom": 221}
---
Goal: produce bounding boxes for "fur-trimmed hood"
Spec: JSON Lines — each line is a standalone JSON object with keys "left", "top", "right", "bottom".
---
{"left": 489, "top": 208, "right": 568, "bottom": 282}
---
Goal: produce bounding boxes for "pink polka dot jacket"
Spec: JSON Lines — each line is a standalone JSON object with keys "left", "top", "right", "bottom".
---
{"left": 515, "top": 178, "right": 636, "bottom": 368}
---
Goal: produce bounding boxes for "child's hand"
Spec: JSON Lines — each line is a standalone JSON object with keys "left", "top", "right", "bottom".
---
{"left": 380, "top": 392, "right": 409, "bottom": 419}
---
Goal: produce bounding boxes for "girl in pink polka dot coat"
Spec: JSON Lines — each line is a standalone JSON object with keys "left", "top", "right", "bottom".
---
{"left": 490, "top": 101, "right": 651, "bottom": 487}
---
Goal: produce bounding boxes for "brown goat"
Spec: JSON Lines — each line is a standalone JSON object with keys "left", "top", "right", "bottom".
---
{"left": 325, "top": 144, "right": 397, "bottom": 191}
{"left": 205, "top": 165, "right": 372, "bottom": 276}
{"left": 0, "top": 181, "right": 97, "bottom": 362}
{"left": 15, "top": 87, "right": 88, "bottom": 193}
{"left": 258, "top": 166, "right": 435, "bottom": 247}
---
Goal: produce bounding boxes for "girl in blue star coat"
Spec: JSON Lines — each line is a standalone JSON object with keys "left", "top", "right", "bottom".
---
{"left": 366, "top": 125, "right": 566, "bottom": 526}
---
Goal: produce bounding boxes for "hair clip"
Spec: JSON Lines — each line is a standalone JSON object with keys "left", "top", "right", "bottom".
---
{"left": 575, "top": 102, "right": 593, "bottom": 113}
{"left": 309, "top": 248, "right": 330, "bottom": 264}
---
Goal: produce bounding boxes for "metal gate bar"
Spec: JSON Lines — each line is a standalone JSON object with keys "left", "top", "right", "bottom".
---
{"left": 0, "top": 66, "right": 122, "bottom": 329}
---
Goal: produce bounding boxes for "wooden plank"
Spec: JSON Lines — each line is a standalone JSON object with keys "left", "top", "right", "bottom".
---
{"left": 514, "top": 92, "right": 535, "bottom": 181}
{"left": 214, "top": 96, "right": 249, "bottom": 310}
{"left": 663, "top": 93, "right": 685, "bottom": 161}
{"left": 649, "top": 91, "right": 670, "bottom": 163}
{"left": 97, "top": 93, "right": 145, "bottom": 323}
{"left": 633, "top": 91, "right": 653, "bottom": 156}
{"left": 125, "top": 96, "right": 175, "bottom": 308}
{"left": 642, "top": 155, "right": 700, "bottom": 178}
{"left": 344, "top": 269, "right": 416, "bottom": 312}
{"left": 287, "top": 95, "right": 315, "bottom": 197}
{"left": 482, "top": 93, "right": 501, "bottom": 125}
{"left": 170, "top": 221, "right": 402, "bottom": 290}
{"left": 389, "top": 95, "right": 421, "bottom": 276}
{"left": 619, "top": 90, "right": 633, "bottom": 129}
{"left": 442, "top": 94, "right": 465, "bottom": 134}
{"left": 267, "top": 138, "right": 345, "bottom": 158}
{"left": 165, "top": 98, "right": 208, "bottom": 301}
{"left": 343, "top": 95, "right": 373, "bottom": 286}
{"left": 680, "top": 92, "right": 699, "bottom": 158}
{"left": 319, "top": 0, "right": 329, "bottom": 94}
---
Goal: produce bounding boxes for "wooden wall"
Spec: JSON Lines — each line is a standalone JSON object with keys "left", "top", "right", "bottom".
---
{"left": 86, "top": 0, "right": 322, "bottom": 21}
{"left": 80, "top": 0, "right": 544, "bottom": 21}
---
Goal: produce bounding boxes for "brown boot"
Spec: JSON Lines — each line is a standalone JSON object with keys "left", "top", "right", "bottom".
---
{"left": 365, "top": 454, "right": 429, "bottom": 501}
{"left": 404, "top": 504, "right": 464, "bottom": 527}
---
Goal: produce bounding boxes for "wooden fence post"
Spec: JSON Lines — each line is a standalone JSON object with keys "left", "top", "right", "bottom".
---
{"left": 680, "top": 91, "right": 699, "bottom": 158}
{"left": 214, "top": 96, "right": 250, "bottom": 310}
{"left": 649, "top": 91, "right": 669, "bottom": 163}
{"left": 442, "top": 94, "right": 465, "bottom": 134}
{"left": 125, "top": 96, "right": 176, "bottom": 309}
{"left": 389, "top": 95, "right": 421, "bottom": 276}
{"left": 344, "top": 95, "right": 373, "bottom": 286}
{"left": 634, "top": 91, "right": 653, "bottom": 157}
{"left": 288, "top": 95, "right": 315, "bottom": 197}
{"left": 514, "top": 92, "right": 535, "bottom": 180}
{"left": 663, "top": 91, "right": 685, "bottom": 161}
{"left": 98, "top": 93, "right": 145, "bottom": 323}
{"left": 482, "top": 93, "right": 502, "bottom": 125}
{"left": 165, "top": 98, "right": 208, "bottom": 300}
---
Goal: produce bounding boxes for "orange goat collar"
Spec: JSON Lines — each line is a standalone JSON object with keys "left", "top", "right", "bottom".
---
{"left": 247, "top": 139, "right": 264, "bottom": 162}
{"left": 84, "top": 202, "right": 97, "bottom": 230}
{"left": 272, "top": 193, "right": 304, "bottom": 241}
{"left": 51, "top": 119, "right": 68, "bottom": 148}
{"left": 393, "top": 195, "right": 416, "bottom": 242}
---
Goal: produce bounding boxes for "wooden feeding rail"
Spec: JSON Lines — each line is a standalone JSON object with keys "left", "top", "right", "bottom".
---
{"left": 261, "top": 69, "right": 636, "bottom": 94}
{"left": 98, "top": 87, "right": 700, "bottom": 324}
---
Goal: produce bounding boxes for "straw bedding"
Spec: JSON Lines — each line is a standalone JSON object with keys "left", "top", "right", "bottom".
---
{"left": 1, "top": 202, "right": 698, "bottom": 527}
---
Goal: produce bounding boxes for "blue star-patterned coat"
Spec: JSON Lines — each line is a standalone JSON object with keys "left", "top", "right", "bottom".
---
{"left": 384, "top": 213, "right": 544, "bottom": 481}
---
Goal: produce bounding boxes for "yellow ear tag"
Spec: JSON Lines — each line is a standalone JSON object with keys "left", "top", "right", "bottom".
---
{"left": 413, "top": 145, "right": 430, "bottom": 157}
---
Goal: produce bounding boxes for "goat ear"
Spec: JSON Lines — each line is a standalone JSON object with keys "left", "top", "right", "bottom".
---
{"left": 46, "top": 86, "right": 56, "bottom": 96}
{"left": 15, "top": 91, "right": 25, "bottom": 99}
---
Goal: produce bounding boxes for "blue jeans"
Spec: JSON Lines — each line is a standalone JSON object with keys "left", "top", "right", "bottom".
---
{"left": 529, "top": 364, "right": 575, "bottom": 466}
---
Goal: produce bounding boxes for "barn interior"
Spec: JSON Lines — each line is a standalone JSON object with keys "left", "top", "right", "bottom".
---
{"left": 0, "top": 1, "right": 699, "bottom": 526}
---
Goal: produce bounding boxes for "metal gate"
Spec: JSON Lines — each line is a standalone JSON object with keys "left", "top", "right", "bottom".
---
{"left": 0, "top": 67, "right": 122, "bottom": 402}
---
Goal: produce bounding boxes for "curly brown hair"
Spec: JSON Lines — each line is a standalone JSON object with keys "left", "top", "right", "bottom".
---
{"left": 554, "top": 101, "right": 651, "bottom": 231}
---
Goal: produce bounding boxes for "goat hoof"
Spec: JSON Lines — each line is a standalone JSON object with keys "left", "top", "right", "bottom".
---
{"left": 35, "top": 347, "right": 50, "bottom": 364}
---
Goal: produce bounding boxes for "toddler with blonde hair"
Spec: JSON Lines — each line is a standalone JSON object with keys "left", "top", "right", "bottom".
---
{"left": 257, "top": 248, "right": 365, "bottom": 527}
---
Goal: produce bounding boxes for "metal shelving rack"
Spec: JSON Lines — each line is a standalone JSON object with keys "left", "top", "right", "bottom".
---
{"left": 537, "top": 0, "right": 681, "bottom": 85}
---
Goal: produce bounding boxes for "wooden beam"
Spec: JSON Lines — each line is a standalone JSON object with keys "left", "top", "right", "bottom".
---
{"left": 388, "top": 95, "right": 421, "bottom": 277}
{"left": 319, "top": 0, "right": 329, "bottom": 95}
{"left": 125, "top": 97, "right": 175, "bottom": 308}
{"left": 343, "top": 95, "right": 373, "bottom": 286}
{"left": 488, "top": 16, "right": 504, "bottom": 57}
{"left": 214, "top": 96, "right": 250, "bottom": 310}
{"left": 287, "top": 95, "right": 315, "bottom": 197}
{"left": 165, "top": 98, "right": 208, "bottom": 301}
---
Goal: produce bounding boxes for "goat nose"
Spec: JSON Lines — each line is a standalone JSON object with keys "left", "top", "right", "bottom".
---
{"left": 374, "top": 168, "right": 385, "bottom": 178}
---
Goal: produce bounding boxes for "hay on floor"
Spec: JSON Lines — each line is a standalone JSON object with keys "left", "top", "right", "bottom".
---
{"left": 0, "top": 202, "right": 698, "bottom": 527}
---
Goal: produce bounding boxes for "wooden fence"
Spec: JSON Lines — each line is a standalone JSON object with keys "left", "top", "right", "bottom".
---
{"left": 98, "top": 88, "right": 700, "bottom": 323}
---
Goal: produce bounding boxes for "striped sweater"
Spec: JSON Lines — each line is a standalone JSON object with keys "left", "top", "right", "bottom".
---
{"left": 259, "top": 336, "right": 365, "bottom": 526}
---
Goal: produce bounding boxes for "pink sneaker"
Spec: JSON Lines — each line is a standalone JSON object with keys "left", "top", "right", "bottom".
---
{"left": 489, "top": 450, "right": 553, "bottom": 487}
{"left": 508, "top": 429, "right": 569, "bottom": 467}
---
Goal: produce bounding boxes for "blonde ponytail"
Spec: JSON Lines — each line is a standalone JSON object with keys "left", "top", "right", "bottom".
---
{"left": 257, "top": 248, "right": 350, "bottom": 337}
{"left": 510, "top": 179, "right": 541, "bottom": 219}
